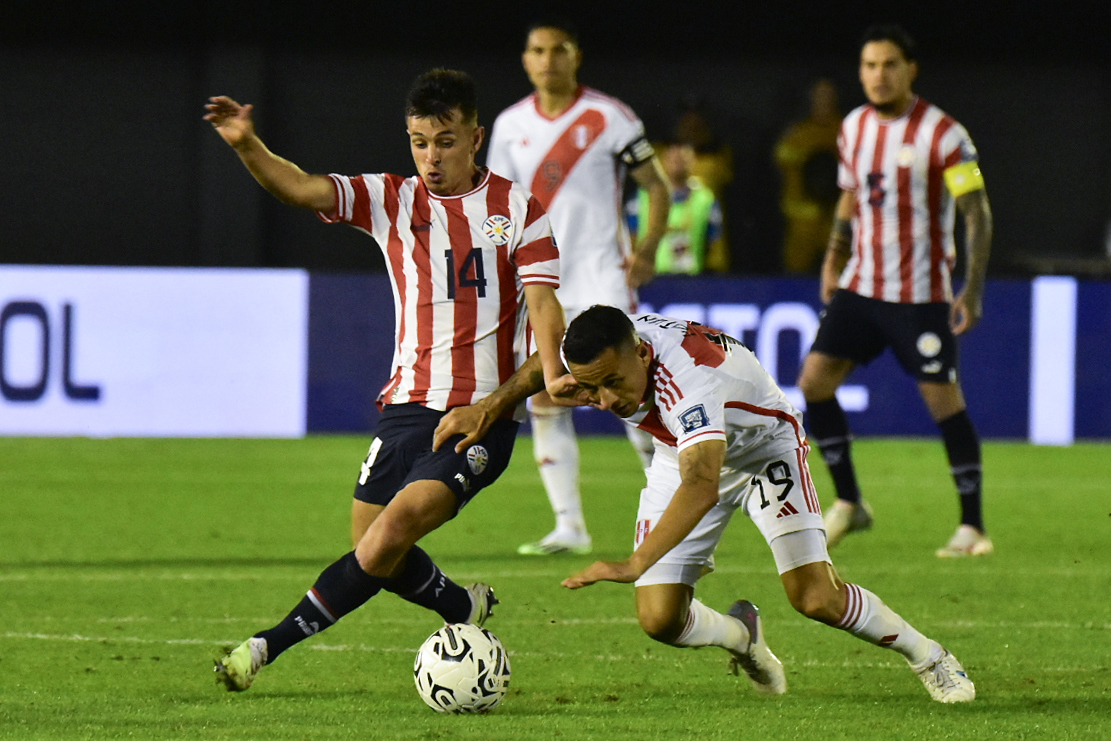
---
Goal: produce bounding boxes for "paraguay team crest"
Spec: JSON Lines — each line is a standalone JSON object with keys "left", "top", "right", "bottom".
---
{"left": 916, "top": 332, "right": 942, "bottom": 358}
{"left": 482, "top": 215, "right": 512, "bottom": 246}
{"left": 466, "top": 445, "right": 489, "bottom": 475}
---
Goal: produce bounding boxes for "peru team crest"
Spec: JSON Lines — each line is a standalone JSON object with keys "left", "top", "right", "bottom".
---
{"left": 466, "top": 445, "right": 489, "bottom": 475}
{"left": 482, "top": 215, "right": 512, "bottom": 246}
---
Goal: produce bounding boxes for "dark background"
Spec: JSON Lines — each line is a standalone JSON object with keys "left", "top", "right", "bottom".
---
{"left": 3, "top": 1, "right": 1109, "bottom": 276}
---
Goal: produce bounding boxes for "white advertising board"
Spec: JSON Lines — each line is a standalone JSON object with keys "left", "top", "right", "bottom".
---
{"left": 0, "top": 266, "right": 308, "bottom": 437}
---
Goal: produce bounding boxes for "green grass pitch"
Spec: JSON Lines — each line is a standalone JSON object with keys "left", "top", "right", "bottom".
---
{"left": 0, "top": 435, "right": 1108, "bottom": 739}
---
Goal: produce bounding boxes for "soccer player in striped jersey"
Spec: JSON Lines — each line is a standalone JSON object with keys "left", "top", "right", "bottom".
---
{"left": 797, "top": 24, "right": 995, "bottom": 558}
{"left": 488, "top": 18, "right": 671, "bottom": 557}
{"left": 205, "top": 68, "right": 570, "bottom": 691}
{"left": 435, "top": 306, "right": 976, "bottom": 703}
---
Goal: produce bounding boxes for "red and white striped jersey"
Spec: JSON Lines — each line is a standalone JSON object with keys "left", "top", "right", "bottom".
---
{"left": 487, "top": 86, "right": 654, "bottom": 313}
{"left": 623, "top": 314, "right": 809, "bottom": 472}
{"left": 318, "top": 169, "right": 559, "bottom": 412}
{"left": 837, "top": 96, "right": 980, "bottom": 303}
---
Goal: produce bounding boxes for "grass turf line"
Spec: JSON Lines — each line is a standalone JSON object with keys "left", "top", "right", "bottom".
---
{"left": 0, "top": 436, "right": 1108, "bottom": 740}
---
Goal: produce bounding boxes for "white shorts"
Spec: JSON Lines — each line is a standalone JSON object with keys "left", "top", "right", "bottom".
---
{"left": 634, "top": 445, "right": 828, "bottom": 587}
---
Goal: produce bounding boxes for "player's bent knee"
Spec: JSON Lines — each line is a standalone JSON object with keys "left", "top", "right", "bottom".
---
{"left": 781, "top": 560, "right": 844, "bottom": 624}
{"left": 638, "top": 612, "right": 684, "bottom": 644}
{"left": 786, "top": 583, "right": 842, "bottom": 624}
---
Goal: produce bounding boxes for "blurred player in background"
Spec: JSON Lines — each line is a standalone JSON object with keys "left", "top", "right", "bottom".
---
{"left": 204, "top": 68, "right": 569, "bottom": 691}
{"left": 797, "top": 24, "right": 994, "bottom": 557}
{"left": 435, "top": 306, "right": 977, "bottom": 704}
{"left": 488, "top": 18, "right": 671, "bottom": 556}
{"left": 627, "top": 137, "right": 725, "bottom": 275}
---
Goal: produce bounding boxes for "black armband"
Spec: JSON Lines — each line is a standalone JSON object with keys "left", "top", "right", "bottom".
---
{"left": 619, "top": 136, "right": 655, "bottom": 167}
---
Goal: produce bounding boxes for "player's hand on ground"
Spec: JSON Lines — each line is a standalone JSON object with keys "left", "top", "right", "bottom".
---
{"left": 950, "top": 289, "right": 982, "bottom": 335}
{"left": 562, "top": 560, "right": 640, "bottom": 589}
{"left": 204, "top": 96, "right": 256, "bottom": 149}
{"left": 433, "top": 402, "right": 495, "bottom": 454}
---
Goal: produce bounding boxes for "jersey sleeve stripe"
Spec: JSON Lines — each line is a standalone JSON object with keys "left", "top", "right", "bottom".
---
{"left": 677, "top": 428, "right": 727, "bottom": 450}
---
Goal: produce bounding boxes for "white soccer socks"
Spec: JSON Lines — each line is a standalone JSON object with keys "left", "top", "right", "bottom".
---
{"left": 674, "top": 598, "right": 749, "bottom": 650}
{"left": 835, "top": 583, "right": 931, "bottom": 664}
{"left": 530, "top": 406, "right": 586, "bottom": 536}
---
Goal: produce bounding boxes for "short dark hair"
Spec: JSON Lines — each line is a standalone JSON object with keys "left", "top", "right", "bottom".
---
{"left": 563, "top": 305, "right": 637, "bottom": 365}
{"left": 405, "top": 68, "right": 478, "bottom": 125}
{"left": 525, "top": 17, "right": 580, "bottom": 47}
{"left": 860, "top": 23, "right": 918, "bottom": 62}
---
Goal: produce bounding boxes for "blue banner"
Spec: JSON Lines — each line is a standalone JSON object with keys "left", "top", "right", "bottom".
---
{"left": 306, "top": 273, "right": 1103, "bottom": 441}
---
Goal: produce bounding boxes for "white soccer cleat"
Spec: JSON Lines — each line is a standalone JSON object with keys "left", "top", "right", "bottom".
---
{"left": 727, "top": 600, "right": 787, "bottom": 695}
{"left": 517, "top": 530, "right": 592, "bottom": 556}
{"left": 823, "top": 499, "right": 873, "bottom": 548}
{"left": 910, "top": 643, "right": 975, "bottom": 703}
{"left": 463, "top": 582, "right": 499, "bottom": 627}
{"left": 936, "top": 525, "right": 994, "bottom": 558}
{"left": 214, "top": 636, "right": 268, "bottom": 692}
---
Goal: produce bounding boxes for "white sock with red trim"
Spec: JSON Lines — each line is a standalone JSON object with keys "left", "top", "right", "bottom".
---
{"left": 673, "top": 598, "right": 749, "bottom": 651}
{"left": 530, "top": 406, "right": 586, "bottom": 535}
{"left": 835, "top": 583, "right": 933, "bottom": 664}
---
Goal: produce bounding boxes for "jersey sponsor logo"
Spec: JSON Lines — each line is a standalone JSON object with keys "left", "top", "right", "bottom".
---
{"left": 916, "top": 331, "right": 942, "bottom": 358}
{"left": 678, "top": 404, "right": 710, "bottom": 434}
{"left": 466, "top": 445, "right": 489, "bottom": 474}
{"left": 775, "top": 500, "right": 800, "bottom": 518}
{"left": 866, "top": 172, "right": 886, "bottom": 206}
{"left": 481, "top": 215, "right": 512, "bottom": 246}
{"left": 896, "top": 144, "right": 917, "bottom": 167}
{"left": 454, "top": 472, "right": 472, "bottom": 493}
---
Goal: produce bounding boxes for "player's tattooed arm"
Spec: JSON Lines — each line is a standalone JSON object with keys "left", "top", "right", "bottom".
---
{"left": 951, "top": 188, "right": 993, "bottom": 334}
{"left": 432, "top": 354, "right": 583, "bottom": 454}
{"left": 820, "top": 191, "right": 855, "bottom": 303}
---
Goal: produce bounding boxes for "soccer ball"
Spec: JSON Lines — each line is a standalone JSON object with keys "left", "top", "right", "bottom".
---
{"left": 413, "top": 623, "right": 511, "bottom": 713}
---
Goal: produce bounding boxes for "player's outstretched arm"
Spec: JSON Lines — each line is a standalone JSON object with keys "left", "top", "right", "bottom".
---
{"left": 203, "top": 96, "right": 335, "bottom": 213}
{"left": 625, "top": 157, "right": 671, "bottom": 288}
{"left": 951, "top": 188, "right": 993, "bottom": 335}
{"left": 563, "top": 439, "right": 724, "bottom": 589}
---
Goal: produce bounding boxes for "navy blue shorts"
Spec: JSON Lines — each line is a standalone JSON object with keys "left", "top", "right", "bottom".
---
{"left": 811, "top": 289, "right": 959, "bottom": 383}
{"left": 353, "top": 403, "right": 519, "bottom": 512}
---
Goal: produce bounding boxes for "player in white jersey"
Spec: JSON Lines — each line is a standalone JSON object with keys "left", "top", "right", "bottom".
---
{"left": 434, "top": 306, "right": 976, "bottom": 703}
{"left": 797, "top": 25, "right": 995, "bottom": 558}
{"left": 204, "top": 69, "right": 569, "bottom": 692}
{"left": 487, "top": 18, "right": 671, "bottom": 556}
